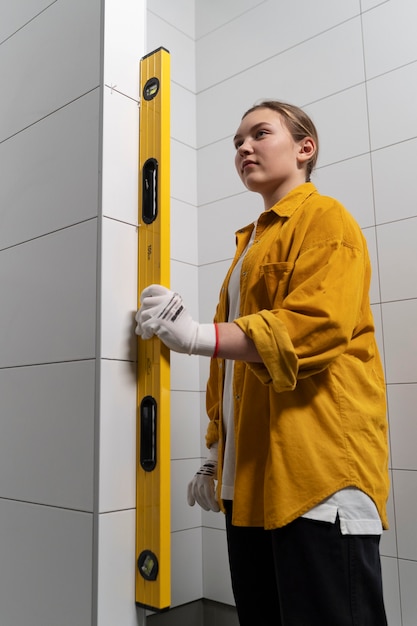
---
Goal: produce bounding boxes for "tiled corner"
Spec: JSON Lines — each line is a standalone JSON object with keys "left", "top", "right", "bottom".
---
{"left": 102, "top": 87, "right": 140, "bottom": 226}
{"left": 97, "top": 509, "right": 138, "bottom": 626}
{"left": 202, "top": 527, "right": 234, "bottom": 605}
{"left": 171, "top": 528, "right": 203, "bottom": 606}
{"left": 100, "top": 217, "right": 138, "bottom": 361}
{"left": 103, "top": 0, "right": 145, "bottom": 100}
{"left": 99, "top": 359, "right": 137, "bottom": 513}
{"left": 171, "top": 390, "right": 202, "bottom": 460}
{"left": 171, "top": 459, "right": 204, "bottom": 533}
{"left": 146, "top": 11, "right": 195, "bottom": 93}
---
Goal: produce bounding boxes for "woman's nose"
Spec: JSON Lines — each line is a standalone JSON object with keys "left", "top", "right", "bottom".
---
{"left": 238, "top": 139, "right": 252, "bottom": 155}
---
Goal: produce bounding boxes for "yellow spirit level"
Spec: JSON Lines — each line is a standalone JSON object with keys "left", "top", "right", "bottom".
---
{"left": 136, "top": 47, "right": 171, "bottom": 612}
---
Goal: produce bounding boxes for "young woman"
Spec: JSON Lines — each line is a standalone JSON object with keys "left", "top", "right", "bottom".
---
{"left": 136, "top": 101, "right": 389, "bottom": 625}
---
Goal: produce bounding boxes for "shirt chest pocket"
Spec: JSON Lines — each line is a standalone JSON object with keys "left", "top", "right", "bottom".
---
{"left": 260, "top": 262, "right": 294, "bottom": 308}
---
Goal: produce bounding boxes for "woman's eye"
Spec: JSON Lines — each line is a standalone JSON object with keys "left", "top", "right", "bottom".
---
{"left": 256, "top": 129, "right": 267, "bottom": 138}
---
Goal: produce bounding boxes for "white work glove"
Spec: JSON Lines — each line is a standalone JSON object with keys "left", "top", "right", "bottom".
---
{"left": 187, "top": 445, "right": 220, "bottom": 512}
{"left": 135, "top": 284, "right": 216, "bottom": 357}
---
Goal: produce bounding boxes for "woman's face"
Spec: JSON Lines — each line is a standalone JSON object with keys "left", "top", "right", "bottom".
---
{"left": 233, "top": 107, "right": 313, "bottom": 208}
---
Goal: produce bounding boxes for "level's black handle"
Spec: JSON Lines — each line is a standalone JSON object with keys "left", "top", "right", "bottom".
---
{"left": 140, "top": 396, "right": 157, "bottom": 471}
{"left": 142, "top": 158, "right": 158, "bottom": 224}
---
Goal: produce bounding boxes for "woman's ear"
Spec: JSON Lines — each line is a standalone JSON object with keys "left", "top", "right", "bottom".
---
{"left": 297, "top": 137, "right": 316, "bottom": 163}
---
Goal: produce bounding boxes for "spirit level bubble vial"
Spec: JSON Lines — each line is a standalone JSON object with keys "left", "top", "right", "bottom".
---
{"left": 136, "top": 46, "right": 171, "bottom": 612}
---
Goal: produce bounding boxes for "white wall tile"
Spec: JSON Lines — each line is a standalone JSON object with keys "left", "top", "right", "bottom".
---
{"left": 196, "top": 0, "right": 263, "bottom": 38}
{"left": 361, "top": 0, "right": 388, "bottom": 10}
{"left": 0, "top": 90, "right": 100, "bottom": 250}
{"left": 199, "top": 357, "right": 211, "bottom": 393}
{"left": 197, "top": 18, "right": 364, "bottom": 148}
{"left": 171, "top": 139, "right": 197, "bottom": 206}
{"left": 362, "top": 0, "right": 417, "bottom": 79}
{"left": 171, "top": 391, "right": 201, "bottom": 459}
{"left": 0, "top": 361, "right": 95, "bottom": 510}
{"left": 382, "top": 300, "right": 417, "bottom": 384}
{"left": 314, "top": 154, "right": 375, "bottom": 229}
{"left": 102, "top": 88, "right": 140, "bottom": 226}
{"left": 149, "top": 0, "right": 195, "bottom": 38}
{"left": 170, "top": 259, "right": 198, "bottom": 312}
{"left": 198, "top": 193, "right": 260, "bottom": 266}
{"left": 388, "top": 384, "right": 417, "bottom": 470}
{"left": 171, "top": 198, "right": 198, "bottom": 265}
{"left": 171, "top": 351, "right": 201, "bottom": 391}
{"left": 103, "top": 0, "right": 146, "bottom": 100}
{"left": 0, "top": 0, "right": 101, "bottom": 142}
{"left": 172, "top": 459, "right": 202, "bottom": 532}
{"left": 0, "top": 0, "right": 54, "bottom": 43}
{"left": 380, "top": 474, "right": 397, "bottom": 557}
{"left": 196, "top": 0, "right": 361, "bottom": 91}
{"left": 372, "top": 138, "right": 417, "bottom": 225}
{"left": 392, "top": 470, "right": 417, "bottom": 560}
{"left": 306, "top": 85, "right": 370, "bottom": 168}
{"left": 171, "top": 528, "right": 203, "bottom": 606}
{"left": 362, "top": 226, "right": 381, "bottom": 305}
{"left": 367, "top": 62, "right": 417, "bottom": 151}
{"left": 198, "top": 138, "right": 240, "bottom": 206}
{"left": 381, "top": 556, "right": 402, "bottom": 626}
{"left": 0, "top": 221, "right": 97, "bottom": 368}
{"left": 97, "top": 510, "right": 139, "bottom": 626}
{"left": 171, "top": 82, "right": 197, "bottom": 147}
{"left": 202, "top": 527, "right": 234, "bottom": 605}
{"left": 146, "top": 11, "right": 195, "bottom": 92}
{"left": 0, "top": 500, "right": 92, "bottom": 626}
{"left": 371, "top": 304, "right": 385, "bottom": 372}
{"left": 101, "top": 217, "right": 138, "bottom": 361}
{"left": 199, "top": 260, "right": 232, "bottom": 323}
{"left": 399, "top": 559, "right": 417, "bottom": 626}
{"left": 99, "top": 360, "right": 137, "bottom": 512}
{"left": 377, "top": 218, "right": 417, "bottom": 302}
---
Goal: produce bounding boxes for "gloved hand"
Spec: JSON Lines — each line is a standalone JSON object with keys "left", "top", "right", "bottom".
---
{"left": 187, "top": 446, "right": 220, "bottom": 512}
{"left": 135, "top": 284, "right": 216, "bottom": 357}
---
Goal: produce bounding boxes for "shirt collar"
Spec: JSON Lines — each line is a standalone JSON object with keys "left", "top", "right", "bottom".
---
{"left": 269, "top": 182, "right": 317, "bottom": 218}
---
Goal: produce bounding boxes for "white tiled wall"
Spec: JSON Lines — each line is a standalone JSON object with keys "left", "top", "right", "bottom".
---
{"left": 0, "top": 0, "right": 101, "bottom": 622}
{"left": 2, "top": 0, "right": 417, "bottom": 623}
{"left": 149, "top": 0, "right": 417, "bottom": 623}
{"left": 99, "top": 1, "right": 146, "bottom": 625}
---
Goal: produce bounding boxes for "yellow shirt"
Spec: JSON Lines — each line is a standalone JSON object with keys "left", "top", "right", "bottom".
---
{"left": 205, "top": 183, "right": 389, "bottom": 530}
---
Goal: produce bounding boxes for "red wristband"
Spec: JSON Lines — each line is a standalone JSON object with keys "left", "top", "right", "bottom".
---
{"left": 212, "top": 323, "right": 219, "bottom": 358}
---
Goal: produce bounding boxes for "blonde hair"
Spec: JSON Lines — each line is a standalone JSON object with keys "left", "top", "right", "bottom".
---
{"left": 242, "top": 101, "right": 319, "bottom": 181}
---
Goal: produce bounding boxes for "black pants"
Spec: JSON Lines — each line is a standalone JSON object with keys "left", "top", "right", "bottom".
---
{"left": 224, "top": 501, "right": 387, "bottom": 626}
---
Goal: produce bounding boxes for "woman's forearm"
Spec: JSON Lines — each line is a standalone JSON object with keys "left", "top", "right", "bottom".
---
{"left": 215, "top": 322, "right": 263, "bottom": 362}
